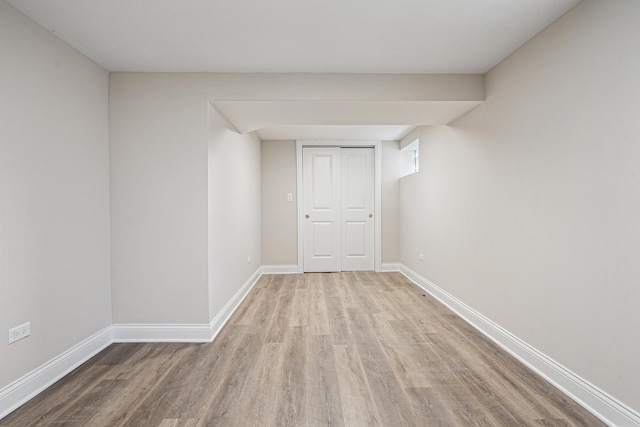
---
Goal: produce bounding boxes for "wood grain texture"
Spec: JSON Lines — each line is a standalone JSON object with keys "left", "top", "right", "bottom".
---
{"left": 0, "top": 272, "right": 606, "bottom": 426}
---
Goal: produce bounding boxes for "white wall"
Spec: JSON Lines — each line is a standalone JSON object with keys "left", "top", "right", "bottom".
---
{"left": 400, "top": 0, "right": 640, "bottom": 411}
{"left": 0, "top": 1, "right": 111, "bottom": 389}
{"left": 208, "top": 107, "right": 262, "bottom": 320}
{"left": 261, "top": 140, "right": 298, "bottom": 266}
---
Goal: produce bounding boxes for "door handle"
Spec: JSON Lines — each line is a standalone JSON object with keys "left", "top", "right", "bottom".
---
{"left": 305, "top": 214, "right": 310, "bottom": 219}
{"left": 369, "top": 213, "right": 373, "bottom": 218}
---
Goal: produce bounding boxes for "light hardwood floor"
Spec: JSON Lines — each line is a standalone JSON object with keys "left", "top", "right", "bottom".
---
{"left": 1, "top": 272, "right": 605, "bottom": 426}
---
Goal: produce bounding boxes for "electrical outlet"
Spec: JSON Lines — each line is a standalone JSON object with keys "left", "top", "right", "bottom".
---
{"left": 419, "top": 253, "right": 424, "bottom": 262}
{"left": 247, "top": 256, "right": 251, "bottom": 264}
{"left": 8, "top": 322, "right": 30, "bottom": 344}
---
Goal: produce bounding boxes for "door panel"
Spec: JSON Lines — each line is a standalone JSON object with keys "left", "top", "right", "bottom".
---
{"left": 302, "top": 146, "right": 374, "bottom": 272}
{"left": 303, "top": 148, "right": 341, "bottom": 272}
{"left": 345, "top": 221, "right": 366, "bottom": 256}
{"left": 344, "top": 155, "right": 367, "bottom": 209}
{"left": 311, "top": 155, "right": 334, "bottom": 209}
{"left": 341, "top": 148, "right": 375, "bottom": 271}
{"left": 312, "top": 222, "right": 334, "bottom": 256}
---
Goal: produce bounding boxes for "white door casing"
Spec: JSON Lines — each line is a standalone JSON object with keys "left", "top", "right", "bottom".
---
{"left": 341, "top": 148, "right": 375, "bottom": 271}
{"left": 302, "top": 147, "right": 341, "bottom": 272}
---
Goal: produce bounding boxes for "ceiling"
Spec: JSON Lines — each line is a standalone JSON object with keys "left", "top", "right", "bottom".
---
{"left": 7, "top": 0, "right": 580, "bottom": 140}
{"left": 7, "top": 0, "right": 579, "bottom": 73}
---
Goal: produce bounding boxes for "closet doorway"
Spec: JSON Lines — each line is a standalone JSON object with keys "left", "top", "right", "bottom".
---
{"left": 296, "top": 141, "right": 381, "bottom": 273}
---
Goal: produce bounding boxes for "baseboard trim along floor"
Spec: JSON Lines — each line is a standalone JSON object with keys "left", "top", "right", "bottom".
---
{"left": 380, "top": 262, "right": 402, "bottom": 272}
{"left": 112, "top": 267, "right": 264, "bottom": 343}
{"left": 0, "top": 266, "right": 264, "bottom": 420}
{"left": 1, "top": 265, "right": 638, "bottom": 425}
{"left": 0, "top": 327, "right": 112, "bottom": 420}
{"left": 397, "top": 264, "right": 640, "bottom": 427}
{"left": 261, "top": 264, "right": 299, "bottom": 274}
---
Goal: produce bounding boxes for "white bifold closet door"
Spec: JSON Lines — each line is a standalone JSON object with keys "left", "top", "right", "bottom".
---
{"left": 340, "top": 147, "right": 375, "bottom": 271}
{"left": 302, "top": 147, "right": 374, "bottom": 272}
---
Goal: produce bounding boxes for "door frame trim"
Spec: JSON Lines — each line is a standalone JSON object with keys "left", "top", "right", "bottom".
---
{"left": 296, "top": 140, "right": 382, "bottom": 273}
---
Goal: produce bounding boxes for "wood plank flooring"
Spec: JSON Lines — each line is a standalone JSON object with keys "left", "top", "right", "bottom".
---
{"left": 1, "top": 272, "right": 606, "bottom": 426}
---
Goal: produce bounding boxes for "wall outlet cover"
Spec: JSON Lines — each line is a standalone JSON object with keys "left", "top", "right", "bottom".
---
{"left": 8, "top": 322, "right": 30, "bottom": 344}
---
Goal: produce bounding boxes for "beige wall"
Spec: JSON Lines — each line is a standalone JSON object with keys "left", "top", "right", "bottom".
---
{"left": 260, "top": 140, "right": 401, "bottom": 266}
{"left": 109, "top": 72, "right": 481, "bottom": 325}
{"left": 381, "top": 141, "right": 401, "bottom": 263}
{"left": 109, "top": 75, "right": 210, "bottom": 324}
{"left": 0, "top": 1, "right": 111, "bottom": 389}
{"left": 4, "top": 0, "right": 636, "bottom": 415}
{"left": 110, "top": 83, "right": 263, "bottom": 326}
{"left": 261, "top": 141, "right": 298, "bottom": 266}
{"left": 208, "top": 107, "right": 262, "bottom": 319}
{"left": 399, "top": 0, "right": 640, "bottom": 411}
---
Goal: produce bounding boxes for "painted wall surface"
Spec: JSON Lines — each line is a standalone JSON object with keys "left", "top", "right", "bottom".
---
{"left": 109, "top": 72, "right": 481, "bottom": 324}
{"left": 399, "top": 0, "right": 640, "bottom": 411}
{"left": 0, "top": 2, "right": 111, "bottom": 389}
{"left": 208, "top": 107, "right": 262, "bottom": 321}
{"left": 261, "top": 140, "right": 298, "bottom": 266}
{"left": 109, "top": 75, "right": 210, "bottom": 324}
{"left": 260, "top": 140, "right": 401, "bottom": 267}
{"left": 381, "top": 141, "right": 401, "bottom": 263}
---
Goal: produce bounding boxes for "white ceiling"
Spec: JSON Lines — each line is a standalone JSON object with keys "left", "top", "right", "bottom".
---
{"left": 7, "top": 0, "right": 579, "bottom": 74}
{"left": 6, "top": 0, "right": 579, "bottom": 140}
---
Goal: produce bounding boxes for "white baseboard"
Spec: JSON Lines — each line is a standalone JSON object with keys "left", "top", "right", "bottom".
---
{"left": 380, "top": 262, "right": 401, "bottom": 272}
{"left": 398, "top": 264, "right": 640, "bottom": 427}
{"left": 1, "top": 268, "right": 265, "bottom": 420}
{"left": 0, "top": 326, "right": 113, "bottom": 420}
{"left": 112, "top": 323, "right": 212, "bottom": 343}
{"left": 113, "top": 267, "right": 264, "bottom": 343}
{"left": 261, "top": 264, "right": 299, "bottom": 274}
{"left": 11, "top": 266, "right": 636, "bottom": 425}
{"left": 208, "top": 267, "right": 262, "bottom": 341}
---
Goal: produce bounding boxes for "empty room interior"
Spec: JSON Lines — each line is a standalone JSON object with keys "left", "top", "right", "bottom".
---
{"left": 1, "top": 0, "right": 639, "bottom": 425}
